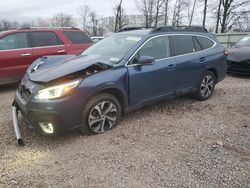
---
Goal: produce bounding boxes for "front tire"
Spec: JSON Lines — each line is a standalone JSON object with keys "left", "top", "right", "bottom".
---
{"left": 80, "top": 93, "right": 122, "bottom": 135}
{"left": 194, "top": 71, "right": 216, "bottom": 101}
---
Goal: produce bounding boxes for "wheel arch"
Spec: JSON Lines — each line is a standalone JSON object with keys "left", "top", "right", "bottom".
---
{"left": 207, "top": 68, "right": 218, "bottom": 83}
{"left": 101, "top": 88, "right": 128, "bottom": 113}
{"left": 86, "top": 86, "right": 129, "bottom": 114}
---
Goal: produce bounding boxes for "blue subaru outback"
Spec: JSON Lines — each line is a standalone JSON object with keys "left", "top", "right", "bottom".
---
{"left": 12, "top": 26, "right": 227, "bottom": 145}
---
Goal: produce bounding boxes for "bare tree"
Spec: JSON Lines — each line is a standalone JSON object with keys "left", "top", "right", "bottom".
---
{"left": 235, "top": 11, "right": 250, "bottom": 31}
{"left": 51, "top": 13, "right": 74, "bottom": 27}
{"left": 213, "top": 0, "right": 250, "bottom": 33}
{"left": 12, "top": 21, "right": 20, "bottom": 29}
{"left": 114, "top": 0, "right": 125, "bottom": 32}
{"left": 220, "top": 0, "right": 250, "bottom": 33}
{"left": 189, "top": 0, "right": 197, "bottom": 26}
{"left": 172, "top": 0, "right": 190, "bottom": 26}
{"left": 163, "top": 0, "right": 170, "bottom": 26}
{"left": 89, "top": 11, "right": 98, "bottom": 36}
{"left": 100, "top": 17, "right": 116, "bottom": 33}
{"left": 215, "top": 0, "right": 222, "bottom": 33}
{"left": 136, "top": 0, "right": 155, "bottom": 27}
{"left": 77, "top": 5, "right": 90, "bottom": 30}
{"left": 0, "top": 20, "right": 13, "bottom": 31}
{"left": 202, "top": 0, "right": 208, "bottom": 27}
{"left": 154, "top": 0, "right": 165, "bottom": 27}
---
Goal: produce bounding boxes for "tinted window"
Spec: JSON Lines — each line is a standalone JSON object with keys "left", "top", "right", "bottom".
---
{"left": 0, "top": 33, "right": 28, "bottom": 50}
{"left": 171, "top": 35, "right": 194, "bottom": 56}
{"left": 63, "top": 31, "right": 92, "bottom": 44}
{"left": 193, "top": 37, "right": 202, "bottom": 52}
{"left": 139, "top": 36, "right": 171, "bottom": 60}
{"left": 31, "top": 32, "right": 62, "bottom": 47}
{"left": 195, "top": 36, "right": 214, "bottom": 49}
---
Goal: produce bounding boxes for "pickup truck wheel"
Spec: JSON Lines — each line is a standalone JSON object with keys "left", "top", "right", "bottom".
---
{"left": 80, "top": 93, "right": 121, "bottom": 135}
{"left": 194, "top": 71, "right": 215, "bottom": 101}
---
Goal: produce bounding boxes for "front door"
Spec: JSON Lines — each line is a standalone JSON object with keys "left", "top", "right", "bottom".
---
{"left": 127, "top": 36, "right": 176, "bottom": 107}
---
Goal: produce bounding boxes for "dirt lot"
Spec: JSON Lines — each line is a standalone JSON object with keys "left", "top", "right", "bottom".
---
{"left": 0, "top": 75, "right": 249, "bottom": 187}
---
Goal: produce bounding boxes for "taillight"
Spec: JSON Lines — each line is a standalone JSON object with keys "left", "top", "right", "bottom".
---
{"left": 224, "top": 49, "right": 228, "bottom": 56}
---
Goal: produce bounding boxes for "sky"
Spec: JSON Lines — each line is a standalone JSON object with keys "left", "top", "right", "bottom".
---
{"left": 0, "top": 0, "right": 138, "bottom": 22}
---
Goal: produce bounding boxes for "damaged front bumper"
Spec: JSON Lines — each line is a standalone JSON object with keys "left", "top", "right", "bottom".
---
{"left": 12, "top": 87, "right": 84, "bottom": 146}
{"left": 12, "top": 102, "right": 24, "bottom": 146}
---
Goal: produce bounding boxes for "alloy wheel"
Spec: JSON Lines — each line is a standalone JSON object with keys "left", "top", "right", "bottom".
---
{"left": 200, "top": 75, "right": 214, "bottom": 98}
{"left": 88, "top": 101, "right": 118, "bottom": 133}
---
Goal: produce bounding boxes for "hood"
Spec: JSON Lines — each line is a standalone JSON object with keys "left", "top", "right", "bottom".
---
{"left": 27, "top": 54, "right": 113, "bottom": 83}
{"left": 227, "top": 45, "right": 250, "bottom": 62}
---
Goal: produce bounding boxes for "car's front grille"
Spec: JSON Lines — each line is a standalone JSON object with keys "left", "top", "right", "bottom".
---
{"left": 18, "top": 85, "right": 32, "bottom": 102}
{"left": 228, "top": 60, "right": 250, "bottom": 70}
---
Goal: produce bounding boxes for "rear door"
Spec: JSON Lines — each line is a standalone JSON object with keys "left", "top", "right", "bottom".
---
{"left": 170, "top": 35, "right": 205, "bottom": 92}
{"left": 30, "top": 31, "right": 67, "bottom": 62}
{"left": 62, "top": 31, "right": 93, "bottom": 54}
{"left": 0, "top": 32, "right": 32, "bottom": 82}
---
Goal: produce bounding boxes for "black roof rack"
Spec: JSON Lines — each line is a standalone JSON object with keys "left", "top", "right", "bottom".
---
{"left": 19, "top": 27, "right": 80, "bottom": 30}
{"left": 117, "top": 27, "right": 154, "bottom": 32}
{"left": 150, "top": 26, "right": 208, "bottom": 33}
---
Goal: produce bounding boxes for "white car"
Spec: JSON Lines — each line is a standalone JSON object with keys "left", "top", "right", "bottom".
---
{"left": 91, "top": 36, "right": 104, "bottom": 43}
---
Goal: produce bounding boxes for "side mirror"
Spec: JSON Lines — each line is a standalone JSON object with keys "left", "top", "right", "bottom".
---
{"left": 138, "top": 56, "right": 155, "bottom": 65}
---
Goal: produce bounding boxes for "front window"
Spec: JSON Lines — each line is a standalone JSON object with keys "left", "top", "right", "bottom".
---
{"left": 0, "top": 33, "right": 29, "bottom": 50}
{"left": 139, "top": 36, "right": 171, "bottom": 59}
{"left": 236, "top": 36, "right": 250, "bottom": 46}
{"left": 81, "top": 34, "right": 142, "bottom": 64}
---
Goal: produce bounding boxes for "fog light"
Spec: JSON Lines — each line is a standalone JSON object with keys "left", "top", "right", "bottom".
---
{"left": 39, "top": 123, "right": 54, "bottom": 134}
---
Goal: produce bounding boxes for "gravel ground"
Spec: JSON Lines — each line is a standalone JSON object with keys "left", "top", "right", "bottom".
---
{"left": 0, "top": 75, "right": 249, "bottom": 187}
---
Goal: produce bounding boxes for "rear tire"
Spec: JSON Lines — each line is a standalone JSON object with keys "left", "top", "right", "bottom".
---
{"left": 194, "top": 71, "right": 215, "bottom": 101}
{"left": 80, "top": 93, "right": 121, "bottom": 135}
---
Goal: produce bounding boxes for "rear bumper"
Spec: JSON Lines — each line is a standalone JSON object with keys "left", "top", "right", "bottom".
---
{"left": 227, "top": 68, "right": 250, "bottom": 75}
{"left": 227, "top": 61, "right": 250, "bottom": 75}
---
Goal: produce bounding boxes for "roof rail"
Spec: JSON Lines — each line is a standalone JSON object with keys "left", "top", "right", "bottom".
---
{"left": 117, "top": 27, "right": 154, "bottom": 32}
{"left": 150, "top": 26, "right": 208, "bottom": 33}
{"left": 19, "top": 27, "right": 80, "bottom": 30}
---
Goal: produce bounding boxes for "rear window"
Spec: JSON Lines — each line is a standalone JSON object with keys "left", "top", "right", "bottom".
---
{"left": 171, "top": 35, "right": 194, "bottom": 56}
{"left": 63, "top": 31, "right": 92, "bottom": 44}
{"left": 31, "top": 32, "right": 63, "bottom": 47}
{"left": 195, "top": 36, "right": 214, "bottom": 49}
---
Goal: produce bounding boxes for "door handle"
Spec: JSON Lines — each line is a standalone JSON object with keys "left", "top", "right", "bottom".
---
{"left": 200, "top": 57, "right": 206, "bottom": 62}
{"left": 57, "top": 50, "right": 66, "bottom": 53}
{"left": 167, "top": 64, "right": 175, "bottom": 70}
{"left": 21, "top": 53, "right": 31, "bottom": 57}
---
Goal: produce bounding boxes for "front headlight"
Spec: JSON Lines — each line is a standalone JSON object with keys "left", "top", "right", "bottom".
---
{"left": 34, "top": 79, "right": 81, "bottom": 100}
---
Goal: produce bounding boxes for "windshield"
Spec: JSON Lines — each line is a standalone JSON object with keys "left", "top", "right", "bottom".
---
{"left": 236, "top": 36, "right": 250, "bottom": 46}
{"left": 81, "top": 34, "right": 142, "bottom": 63}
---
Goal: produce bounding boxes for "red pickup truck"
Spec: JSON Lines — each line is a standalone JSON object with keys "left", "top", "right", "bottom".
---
{"left": 0, "top": 27, "right": 93, "bottom": 85}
